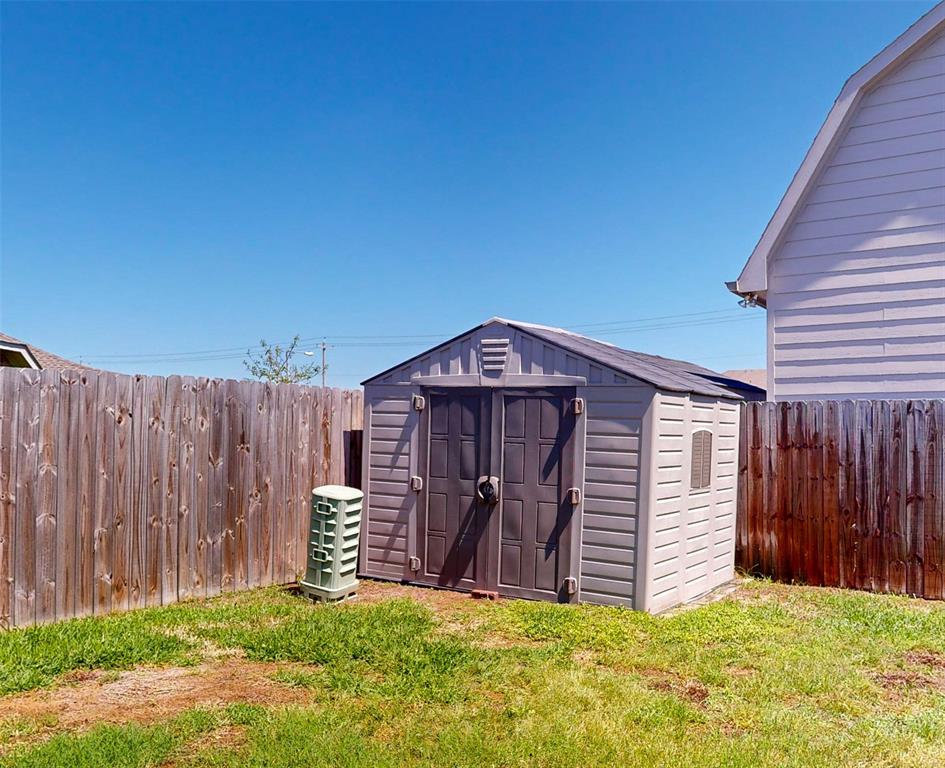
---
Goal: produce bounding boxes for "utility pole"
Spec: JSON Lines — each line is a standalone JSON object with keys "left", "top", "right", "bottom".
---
{"left": 320, "top": 340, "right": 328, "bottom": 388}
{"left": 304, "top": 341, "right": 330, "bottom": 386}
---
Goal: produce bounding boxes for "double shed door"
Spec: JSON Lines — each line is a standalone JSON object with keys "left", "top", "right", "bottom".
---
{"left": 416, "top": 387, "right": 577, "bottom": 602}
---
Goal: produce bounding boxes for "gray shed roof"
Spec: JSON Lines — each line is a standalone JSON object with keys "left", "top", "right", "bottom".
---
{"left": 364, "top": 317, "right": 764, "bottom": 400}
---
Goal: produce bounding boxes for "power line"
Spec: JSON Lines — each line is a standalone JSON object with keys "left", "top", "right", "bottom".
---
{"left": 568, "top": 307, "right": 744, "bottom": 330}
{"left": 590, "top": 314, "right": 762, "bottom": 337}
{"left": 79, "top": 306, "right": 758, "bottom": 364}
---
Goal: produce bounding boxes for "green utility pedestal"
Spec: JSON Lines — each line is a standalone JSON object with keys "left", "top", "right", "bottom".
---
{"left": 299, "top": 485, "right": 363, "bottom": 602}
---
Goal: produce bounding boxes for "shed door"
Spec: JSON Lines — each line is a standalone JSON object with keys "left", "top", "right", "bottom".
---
{"left": 417, "top": 390, "right": 491, "bottom": 590}
{"left": 497, "top": 392, "right": 576, "bottom": 602}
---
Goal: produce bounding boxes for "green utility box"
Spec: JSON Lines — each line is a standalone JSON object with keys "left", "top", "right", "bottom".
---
{"left": 299, "top": 484, "right": 363, "bottom": 602}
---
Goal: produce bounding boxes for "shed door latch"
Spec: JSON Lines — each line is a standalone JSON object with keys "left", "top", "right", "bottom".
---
{"left": 571, "top": 397, "right": 584, "bottom": 415}
{"left": 410, "top": 475, "right": 423, "bottom": 491}
{"left": 563, "top": 577, "right": 577, "bottom": 595}
{"left": 567, "top": 487, "right": 582, "bottom": 505}
{"left": 409, "top": 556, "right": 421, "bottom": 572}
{"left": 412, "top": 394, "right": 426, "bottom": 411}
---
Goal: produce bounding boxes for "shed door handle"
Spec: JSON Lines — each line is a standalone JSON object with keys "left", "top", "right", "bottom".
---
{"left": 476, "top": 475, "right": 499, "bottom": 505}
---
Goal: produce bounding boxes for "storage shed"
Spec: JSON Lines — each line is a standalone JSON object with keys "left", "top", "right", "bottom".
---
{"left": 360, "top": 318, "right": 762, "bottom": 613}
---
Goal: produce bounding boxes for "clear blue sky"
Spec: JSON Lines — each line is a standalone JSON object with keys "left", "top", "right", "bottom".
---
{"left": 1, "top": 1, "right": 936, "bottom": 386}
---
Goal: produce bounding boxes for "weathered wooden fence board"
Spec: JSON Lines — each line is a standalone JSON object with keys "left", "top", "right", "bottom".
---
{"left": 737, "top": 399, "right": 945, "bottom": 600}
{"left": 0, "top": 368, "right": 363, "bottom": 628}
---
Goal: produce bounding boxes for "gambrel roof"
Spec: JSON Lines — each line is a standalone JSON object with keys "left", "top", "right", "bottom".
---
{"left": 364, "top": 317, "right": 764, "bottom": 400}
{"left": 728, "top": 2, "right": 945, "bottom": 305}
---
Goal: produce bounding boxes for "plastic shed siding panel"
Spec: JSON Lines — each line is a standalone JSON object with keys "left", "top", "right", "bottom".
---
{"left": 373, "top": 322, "right": 632, "bottom": 384}
{"left": 767, "top": 31, "right": 945, "bottom": 401}
{"left": 577, "top": 384, "right": 652, "bottom": 608}
{"left": 360, "top": 388, "right": 418, "bottom": 579}
{"left": 643, "top": 393, "right": 738, "bottom": 613}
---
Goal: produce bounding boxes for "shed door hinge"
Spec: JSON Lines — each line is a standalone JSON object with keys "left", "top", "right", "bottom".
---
{"left": 571, "top": 397, "right": 584, "bottom": 415}
{"left": 412, "top": 394, "right": 426, "bottom": 411}
{"left": 408, "top": 556, "right": 421, "bottom": 572}
{"left": 410, "top": 475, "right": 423, "bottom": 491}
{"left": 567, "top": 487, "right": 582, "bottom": 505}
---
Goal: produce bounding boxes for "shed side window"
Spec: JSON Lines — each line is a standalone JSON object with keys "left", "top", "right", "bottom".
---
{"left": 690, "top": 430, "right": 712, "bottom": 490}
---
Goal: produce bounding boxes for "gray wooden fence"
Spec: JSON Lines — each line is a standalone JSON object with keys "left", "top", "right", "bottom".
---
{"left": 736, "top": 399, "right": 944, "bottom": 600}
{"left": 0, "top": 368, "right": 363, "bottom": 628}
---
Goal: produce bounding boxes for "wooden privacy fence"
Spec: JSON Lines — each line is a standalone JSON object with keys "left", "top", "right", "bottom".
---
{"left": 736, "top": 399, "right": 944, "bottom": 600}
{"left": 0, "top": 368, "right": 363, "bottom": 628}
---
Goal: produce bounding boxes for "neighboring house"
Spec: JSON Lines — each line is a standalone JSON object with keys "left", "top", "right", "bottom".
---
{"left": 721, "top": 369, "right": 767, "bottom": 392}
{"left": 728, "top": 3, "right": 945, "bottom": 401}
{"left": 0, "top": 332, "right": 88, "bottom": 370}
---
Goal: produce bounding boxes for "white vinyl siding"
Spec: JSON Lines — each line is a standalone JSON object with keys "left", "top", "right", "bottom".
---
{"left": 642, "top": 393, "right": 738, "bottom": 613}
{"left": 767, "top": 31, "right": 945, "bottom": 401}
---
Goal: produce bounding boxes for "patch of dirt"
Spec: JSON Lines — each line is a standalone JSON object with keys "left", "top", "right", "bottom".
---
{"left": 355, "top": 580, "right": 492, "bottom": 639}
{"left": 58, "top": 669, "right": 100, "bottom": 685}
{"left": 874, "top": 650, "right": 945, "bottom": 696}
{"left": 639, "top": 670, "right": 711, "bottom": 707}
{"left": 681, "top": 680, "right": 710, "bottom": 704}
{"left": 725, "top": 665, "right": 757, "bottom": 679}
{"left": 356, "top": 580, "right": 480, "bottom": 613}
{"left": 0, "top": 659, "right": 315, "bottom": 747}
{"left": 905, "top": 650, "right": 945, "bottom": 669}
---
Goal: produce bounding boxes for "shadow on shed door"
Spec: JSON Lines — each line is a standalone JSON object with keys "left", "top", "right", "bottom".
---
{"left": 417, "top": 390, "right": 491, "bottom": 590}
{"left": 416, "top": 388, "right": 576, "bottom": 602}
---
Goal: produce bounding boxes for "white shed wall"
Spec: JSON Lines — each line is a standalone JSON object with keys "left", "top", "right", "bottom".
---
{"left": 640, "top": 392, "right": 739, "bottom": 613}
{"left": 767, "top": 31, "right": 945, "bottom": 400}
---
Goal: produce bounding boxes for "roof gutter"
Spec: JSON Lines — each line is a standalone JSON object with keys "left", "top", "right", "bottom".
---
{"left": 724, "top": 281, "right": 767, "bottom": 309}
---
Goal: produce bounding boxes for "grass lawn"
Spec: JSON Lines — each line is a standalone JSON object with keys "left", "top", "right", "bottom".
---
{"left": 0, "top": 578, "right": 943, "bottom": 767}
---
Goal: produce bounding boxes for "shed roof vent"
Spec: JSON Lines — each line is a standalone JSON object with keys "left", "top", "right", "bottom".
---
{"left": 480, "top": 337, "right": 509, "bottom": 375}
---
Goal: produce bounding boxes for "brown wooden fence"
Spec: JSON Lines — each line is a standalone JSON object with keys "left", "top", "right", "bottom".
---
{"left": 0, "top": 368, "right": 363, "bottom": 628}
{"left": 736, "top": 399, "right": 944, "bottom": 600}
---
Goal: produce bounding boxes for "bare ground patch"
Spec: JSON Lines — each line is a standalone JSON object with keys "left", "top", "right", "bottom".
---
{"left": 904, "top": 650, "right": 945, "bottom": 669}
{"left": 638, "top": 669, "right": 711, "bottom": 707}
{"left": 874, "top": 650, "right": 945, "bottom": 696}
{"left": 0, "top": 659, "right": 315, "bottom": 751}
{"left": 355, "top": 580, "right": 491, "bottom": 637}
{"left": 354, "top": 580, "right": 480, "bottom": 613}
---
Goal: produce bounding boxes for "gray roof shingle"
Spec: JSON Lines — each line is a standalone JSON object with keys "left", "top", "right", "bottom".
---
{"left": 365, "top": 317, "right": 765, "bottom": 400}
{"left": 0, "top": 332, "right": 90, "bottom": 370}
{"left": 504, "top": 319, "right": 761, "bottom": 400}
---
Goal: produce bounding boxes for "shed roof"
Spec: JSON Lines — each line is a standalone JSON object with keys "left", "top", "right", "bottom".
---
{"left": 363, "top": 317, "right": 764, "bottom": 400}
{"left": 0, "top": 331, "right": 90, "bottom": 370}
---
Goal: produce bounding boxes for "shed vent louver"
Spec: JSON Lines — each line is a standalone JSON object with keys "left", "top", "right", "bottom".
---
{"left": 690, "top": 430, "right": 713, "bottom": 490}
{"left": 480, "top": 338, "right": 510, "bottom": 375}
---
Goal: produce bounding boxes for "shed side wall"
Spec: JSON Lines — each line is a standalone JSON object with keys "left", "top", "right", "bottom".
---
{"left": 644, "top": 392, "right": 739, "bottom": 613}
{"left": 767, "top": 31, "right": 945, "bottom": 400}
{"left": 360, "top": 387, "right": 417, "bottom": 580}
{"left": 577, "top": 383, "right": 653, "bottom": 608}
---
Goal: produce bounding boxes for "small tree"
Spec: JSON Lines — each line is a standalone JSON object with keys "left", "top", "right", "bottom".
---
{"left": 243, "top": 335, "right": 322, "bottom": 384}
